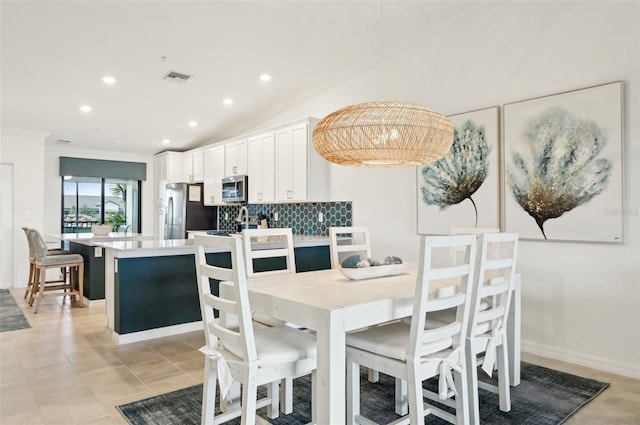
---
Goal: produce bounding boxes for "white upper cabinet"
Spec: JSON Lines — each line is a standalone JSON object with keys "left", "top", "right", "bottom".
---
{"left": 275, "top": 119, "right": 328, "bottom": 202}
{"left": 153, "top": 151, "right": 183, "bottom": 239}
{"left": 247, "top": 132, "right": 275, "bottom": 203}
{"left": 225, "top": 138, "right": 248, "bottom": 176}
{"left": 156, "top": 151, "right": 183, "bottom": 184}
{"left": 182, "top": 149, "right": 204, "bottom": 182}
{"left": 203, "top": 145, "right": 225, "bottom": 205}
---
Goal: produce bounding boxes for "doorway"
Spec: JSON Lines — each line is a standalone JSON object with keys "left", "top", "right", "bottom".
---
{"left": 0, "top": 163, "right": 14, "bottom": 289}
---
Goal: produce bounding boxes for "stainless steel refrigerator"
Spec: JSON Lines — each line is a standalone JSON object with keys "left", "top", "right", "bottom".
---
{"left": 164, "top": 183, "right": 217, "bottom": 239}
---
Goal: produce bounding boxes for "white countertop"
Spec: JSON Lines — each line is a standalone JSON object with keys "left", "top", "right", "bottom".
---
{"left": 50, "top": 232, "right": 155, "bottom": 246}
{"left": 95, "top": 233, "right": 330, "bottom": 256}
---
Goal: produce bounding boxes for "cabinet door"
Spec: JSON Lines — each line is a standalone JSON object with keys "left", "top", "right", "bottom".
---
{"left": 275, "top": 123, "right": 308, "bottom": 201}
{"left": 182, "top": 153, "right": 194, "bottom": 182}
{"left": 192, "top": 150, "right": 204, "bottom": 182}
{"left": 203, "top": 145, "right": 225, "bottom": 205}
{"left": 247, "top": 132, "right": 275, "bottom": 203}
{"left": 225, "top": 139, "right": 247, "bottom": 176}
{"left": 166, "top": 152, "right": 183, "bottom": 184}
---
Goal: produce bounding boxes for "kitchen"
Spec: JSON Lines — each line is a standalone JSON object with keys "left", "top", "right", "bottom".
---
{"left": 0, "top": 1, "right": 638, "bottom": 424}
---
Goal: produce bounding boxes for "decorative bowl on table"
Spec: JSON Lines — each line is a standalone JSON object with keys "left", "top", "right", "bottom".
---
{"left": 339, "top": 255, "right": 406, "bottom": 280}
{"left": 91, "top": 224, "right": 112, "bottom": 235}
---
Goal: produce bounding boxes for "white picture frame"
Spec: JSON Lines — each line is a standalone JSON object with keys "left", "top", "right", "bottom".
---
{"left": 417, "top": 106, "right": 500, "bottom": 235}
{"left": 502, "top": 81, "right": 624, "bottom": 243}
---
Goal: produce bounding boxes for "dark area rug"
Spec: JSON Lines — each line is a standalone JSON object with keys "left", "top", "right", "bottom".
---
{"left": 117, "top": 362, "right": 609, "bottom": 425}
{"left": 0, "top": 289, "right": 31, "bottom": 332}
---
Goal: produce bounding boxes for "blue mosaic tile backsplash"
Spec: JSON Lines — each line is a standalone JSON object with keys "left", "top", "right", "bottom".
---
{"left": 218, "top": 202, "right": 352, "bottom": 236}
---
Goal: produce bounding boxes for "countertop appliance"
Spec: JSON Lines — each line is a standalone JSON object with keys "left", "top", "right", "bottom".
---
{"left": 164, "top": 183, "right": 217, "bottom": 239}
{"left": 222, "top": 175, "right": 248, "bottom": 203}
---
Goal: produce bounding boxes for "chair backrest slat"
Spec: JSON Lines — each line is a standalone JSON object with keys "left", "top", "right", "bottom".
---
{"left": 468, "top": 232, "right": 519, "bottom": 339}
{"left": 194, "top": 234, "right": 257, "bottom": 363}
{"left": 329, "top": 227, "right": 371, "bottom": 269}
{"left": 242, "top": 228, "right": 296, "bottom": 277}
{"left": 407, "top": 234, "right": 477, "bottom": 362}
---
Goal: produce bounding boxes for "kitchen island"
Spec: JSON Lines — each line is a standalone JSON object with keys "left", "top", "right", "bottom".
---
{"left": 96, "top": 235, "right": 331, "bottom": 344}
{"left": 50, "top": 232, "right": 154, "bottom": 303}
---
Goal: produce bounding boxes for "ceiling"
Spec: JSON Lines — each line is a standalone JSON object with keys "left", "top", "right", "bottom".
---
{"left": 1, "top": 1, "right": 476, "bottom": 156}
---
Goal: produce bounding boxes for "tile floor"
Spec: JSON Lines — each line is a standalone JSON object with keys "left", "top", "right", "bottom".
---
{"left": 1, "top": 289, "right": 638, "bottom": 425}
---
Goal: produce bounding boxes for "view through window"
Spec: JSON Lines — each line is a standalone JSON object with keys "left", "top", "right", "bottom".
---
{"left": 62, "top": 177, "right": 140, "bottom": 233}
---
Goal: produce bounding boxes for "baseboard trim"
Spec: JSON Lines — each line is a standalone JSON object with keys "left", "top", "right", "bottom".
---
{"left": 112, "top": 321, "right": 204, "bottom": 345}
{"left": 522, "top": 339, "right": 640, "bottom": 379}
{"left": 83, "top": 297, "right": 105, "bottom": 308}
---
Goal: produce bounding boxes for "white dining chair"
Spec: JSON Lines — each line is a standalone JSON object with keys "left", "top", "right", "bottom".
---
{"left": 329, "top": 226, "right": 371, "bottom": 269}
{"left": 346, "top": 234, "right": 478, "bottom": 425}
{"left": 193, "top": 234, "right": 317, "bottom": 425}
{"left": 329, "top": 226, "right": 382, "bottom": 383}
{"left": 241, "top": 227, "right": 302, "bottom": 414}
{"left": 462, "top": 232, "right": 519, "bottom": 425}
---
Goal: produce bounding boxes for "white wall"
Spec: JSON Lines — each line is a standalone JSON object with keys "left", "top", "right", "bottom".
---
{"left": 0, "top": 128, "right": 48, "bottom": 289}
{"left": 246, "top": 2, "right": 640, "bottom": 378}
{"left": 43, "top": 145, "right": 155, "bottom": 240}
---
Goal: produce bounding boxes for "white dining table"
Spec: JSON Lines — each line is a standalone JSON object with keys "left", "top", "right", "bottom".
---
{"left": 246, "top": 265, "right": 521, "bottom": 425}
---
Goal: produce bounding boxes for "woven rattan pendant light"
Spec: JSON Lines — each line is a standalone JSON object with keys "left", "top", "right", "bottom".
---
{"left": 312, "top": 1, "right": 453, "bottom": 167}
{"left": 312, "top": 102, "right": 453, "bottom": 166}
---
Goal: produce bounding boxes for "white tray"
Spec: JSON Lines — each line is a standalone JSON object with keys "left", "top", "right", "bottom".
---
{"left": 340, "top": 263, "right": 407, "bottom": 280}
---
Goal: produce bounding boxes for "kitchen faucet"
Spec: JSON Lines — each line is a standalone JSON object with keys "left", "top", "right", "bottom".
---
{"left": 236, "top": 206, "right": 249, "bottom": 232}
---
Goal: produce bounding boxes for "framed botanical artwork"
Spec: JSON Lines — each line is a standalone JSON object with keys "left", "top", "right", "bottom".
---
{"left": 417, "top": 106, "right": 500, "bottom": 235}
{"left": 503, "top": 81, "right": 624, "bottom": 243}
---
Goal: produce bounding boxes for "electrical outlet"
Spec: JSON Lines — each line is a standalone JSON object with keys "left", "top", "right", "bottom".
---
{"left": 274, "top": 212, "right": 278, "bottom": 222}
{"left": 318, "top": 212, "right": 323, "bottom": 222}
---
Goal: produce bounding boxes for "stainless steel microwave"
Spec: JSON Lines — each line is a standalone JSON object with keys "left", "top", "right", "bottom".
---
{"left": 221, "top": 175, "right": 248, "bottom": 203}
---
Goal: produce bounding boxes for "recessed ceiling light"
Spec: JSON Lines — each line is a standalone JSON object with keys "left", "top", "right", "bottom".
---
{"left": 79, "top": 105, "right": 92, "bottom": 113}
{"left": 222, "top": 98, "right": 234, "bottom": 105}
{"left": 188, "top": 121, "right": 198, "bottom": 128}
{"left": 162, "top": 139, "right": 171, "bottom": 145}
{"left": 102, "top": 75, "right": 116, "bottom": 84}
{"left": 259, "top": 74, "right": 272, "bottom": 82}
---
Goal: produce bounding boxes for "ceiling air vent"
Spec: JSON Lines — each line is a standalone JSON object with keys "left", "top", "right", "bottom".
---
{"left": 163, "top": 71, "right": 192, "bottom": 84}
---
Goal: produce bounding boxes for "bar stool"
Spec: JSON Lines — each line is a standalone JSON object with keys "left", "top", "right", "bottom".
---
{"left": 29, "top": 229, "right": 84, "bottom": 313}
{"left": 21, "top": 227, "right": 66, "bottom": 302}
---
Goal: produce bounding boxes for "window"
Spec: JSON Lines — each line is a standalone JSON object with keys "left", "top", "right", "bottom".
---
{"left": 62, "top": 177, "right": 141, "bottom": 233}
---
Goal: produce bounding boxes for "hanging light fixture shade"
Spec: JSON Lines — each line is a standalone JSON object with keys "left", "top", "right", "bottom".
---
{"left": 313, "top": 101, "right": 454, "bottom": 167}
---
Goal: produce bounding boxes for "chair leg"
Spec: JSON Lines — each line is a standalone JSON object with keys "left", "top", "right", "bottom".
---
{"left": 395, "top": 377, "right": 408, "bottom": 415}
{"left": 465, "top": 345, "right": 481, "bottom": 425}
{"left": 77, "top": 262, "right": 84, "bottom": 307}
{"left": 497, "top": 342, "right": 511, "bottom": 412}
{"left": 266, "top": 380, "right": 279, "bottom": 419}
{"left": 280, "top": 377, "right": 293, "bottom": 414}
{"left": 201, "top": 358, "right": 217, "bottom": 425}
{"left": 34, "top": 266, "right": 47, "bottom": 314}
{"left": 455, "top": 356, "right": 471, "bottom": 425}
{"left": 346, "top": 360, "right": 360, "bottom": 425}
{"left": 24, "top": 262, "right": 34, "bottom": 299}
{"left": 28, "top": 267, "right": 39, "bottom": 306}
{"left": 406, "top": 362, "right": 425, "bottom": 425}
{"left": 241, "top": 372, "right": 257, "bottom": 425}
{"left": 367, "top": 368, "right": 379, "bottom": 383}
